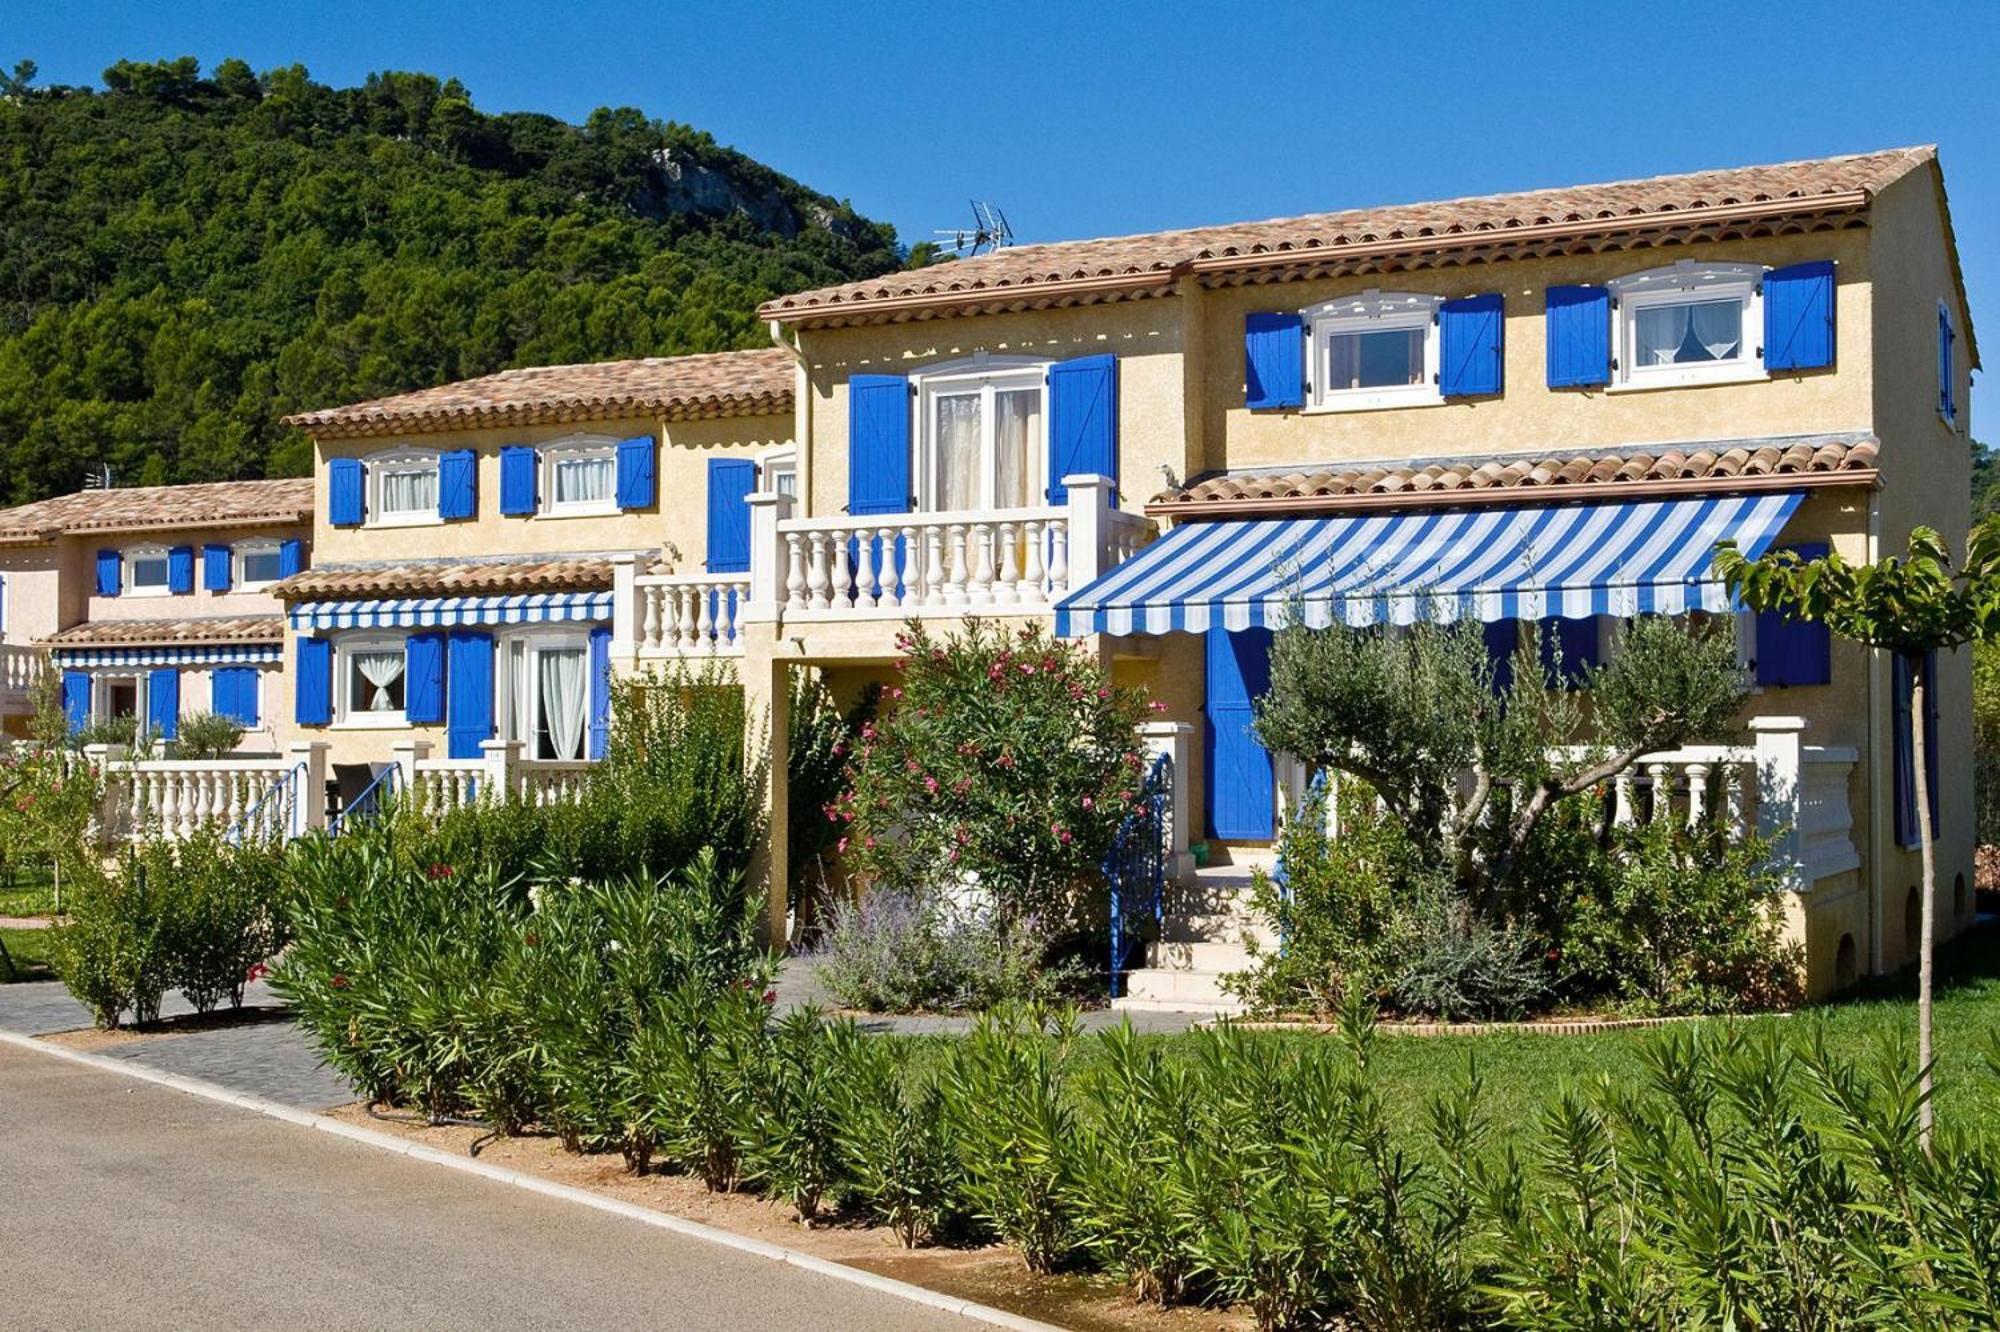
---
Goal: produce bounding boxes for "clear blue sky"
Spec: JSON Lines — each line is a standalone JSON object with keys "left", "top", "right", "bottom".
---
{"left": 10, "top": 0, "right": 1996, "bottom": 421}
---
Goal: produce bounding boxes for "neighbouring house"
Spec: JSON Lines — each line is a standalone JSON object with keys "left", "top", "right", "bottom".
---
{"left": 273, "top": 347, "right": 795, "bottom": 809}
{"left": 744, "top": 144, "right": 1976, "bottom": 1004}
{"left": 0, "top": 479, "right": 313, "bottom": 752}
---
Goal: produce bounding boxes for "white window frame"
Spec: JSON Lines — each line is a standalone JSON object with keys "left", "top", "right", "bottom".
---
{"left": 760, "top": 445, "right": 798, "bottom": 501}
{"left": 1302, "top": 291, "right": 1445, "bottom": 413}
{"left": 234, "top": 539, "right": 284, "bottom": 590}
{"left": 333, "top": 634, "right": 409, "bottom": 728}
{"left": 1607, "top": 261, "right": 1765, "bottom": 391}
{"left": 125, "top": 544, "right": 173, "bottom": 599}
{"left": 912, "top": 352, "right": 1050, "bottom": 513}
{"left": 499, "top": 628, "right": 593, "bottom": 761}
{"left": 539, "top": 436, "right": 621, "bottom": 518}
{"left": 91, "top": 671, "right": 146, "bottom": 728}
{"left": 365, "top": 448, "right": 441, "bottom": 528}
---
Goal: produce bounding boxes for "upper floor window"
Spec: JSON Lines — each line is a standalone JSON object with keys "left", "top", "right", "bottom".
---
{"left": 543, "top": 439, "right": 618, "bottom": 516}
{"left": 762, "top": 447, "right": 798, "bottom": 500}
{"left": 236, "top": 540, "right": 284, "bottom": 588}
{"left": 915, "top": 356, "right": 1047, "bottom": 511}
{"left": 369, "top": 449, "right": 440, "bottom": 525}
{"left": 1306, "top": 292, "right": 1444, "bottom": 411}
{"left": 1608, "top": 262, "right": 1763, "bottom": 390}
{"left": 127, "top": 545, "right": 172, "bottom": 597}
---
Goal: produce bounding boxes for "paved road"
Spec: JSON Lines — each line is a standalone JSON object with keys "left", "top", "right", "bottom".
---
{"left": 0, "top": 1043, "right": 958, "bottom": 1331}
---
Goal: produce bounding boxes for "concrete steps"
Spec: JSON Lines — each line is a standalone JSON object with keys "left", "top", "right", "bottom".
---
{"left": 1113, "top": 860, "right": 1272, "bottom": 1016}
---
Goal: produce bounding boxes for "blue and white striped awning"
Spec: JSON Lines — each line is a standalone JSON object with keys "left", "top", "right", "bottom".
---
{"left": 51, "top": 644, "right": 283, "bottom": 669}
{"left": 288, "top": 591, "right": 614, "bottom": 632}
{"left": 1056, "top": 492, "right": 1802, "bottom": 637}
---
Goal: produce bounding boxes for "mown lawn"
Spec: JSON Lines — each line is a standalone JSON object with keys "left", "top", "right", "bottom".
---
{"left": 0, "top": 926, "right": 57, "bottom": 983}
{"left": 0, "top": 859, "right": 59, "bottom": 918}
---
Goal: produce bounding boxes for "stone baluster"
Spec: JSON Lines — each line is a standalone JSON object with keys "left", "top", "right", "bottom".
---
{"left": 992, "top": 521, "right": 1021, "bottom": 604}
{"left": 1047, "top": 519, "right": 1071, "bottom": 597}
{"left": 944, "top": 525, "right": 970, "bottom": 606}
{"left": 1684, "top": 761, "right": 1711, "bottom": 828}
{"left": 921, "top": 526, "right": 946, "bottom": 606}
{"left": 695, "top": 585, "right": 716, "bottom": 652}
{"left": 1613, "top": 769, "right": 1637, "bottom": 826}
{"left": 806, "top": 532, "right": 832, "bottom": 610}
{"left": 1647, "top": 761, "right": 1672, "bottom": 823}
{"left": 853, "top": 531, "right": 878, "bottom": 609}
{"left": 1020, "top": 519, "right": 1047, "bottom": 603}
{"left": 641, "top": 584, "right": 664, "bottom": 653}
{"left": 784, "top": 534, "right": 807, "bottom": 609}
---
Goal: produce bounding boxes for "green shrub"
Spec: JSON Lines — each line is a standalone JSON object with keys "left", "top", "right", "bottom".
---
{"left": 160, "top": 830, "right": 288, "bottom": 1013}
{"left": 944, "top": 1005, "right": 1087, "bottom": 1274}
{"left": 744, "top": 1008, "right": 854, "bottom": 1223}
{"left": 1385, "top": 885, "right": 1549, "bottom": 1022}
{"left": 1073, "top": 1022, "right": 1198, "bottom": 1303}
{"left": 835, "top": 1036, "right": 967, "bottom": 1248}
{"left": 811, "top": 887, "right": 1081, "bottom": 1013}
{"left": 787, "top": 673, "right": 872, "bottom": 937}
{"left": 171, "top": 711, "right": 246, "bottom": 760}
{"left": 49, "top": 861, "right": 160, "bottom": 1028}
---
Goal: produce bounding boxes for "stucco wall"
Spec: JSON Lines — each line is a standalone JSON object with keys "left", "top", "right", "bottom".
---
{"left": 0, "top": 548, "right": 63, "bottom": 646}
{"left": 64, "top": 524, "right": 310, "bottom": 626}
{"left": 309, "top": 412, "right": 790, "bottom": 570}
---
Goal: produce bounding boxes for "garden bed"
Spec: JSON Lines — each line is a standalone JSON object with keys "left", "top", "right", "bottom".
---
{"left": 324, "top": 1104, "right": 1247, "bottom": 1332}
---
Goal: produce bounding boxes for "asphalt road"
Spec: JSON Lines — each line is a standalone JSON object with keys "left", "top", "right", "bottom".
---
{"left": 0, "top": 1043, "right": 959, "bottom": 1331}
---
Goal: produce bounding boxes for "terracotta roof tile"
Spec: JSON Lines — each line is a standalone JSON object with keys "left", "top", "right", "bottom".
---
{"left": 273, "top": 554, "right": 615, "bottom": 601}
{"left": 284, "top": 347, "right": 794, "bottom": 439}
{"left": 0, "top": 479, "right": 312, "bottom": 546}
{"left": 1149, "top": 434, "right": 1879, "bottom": 517}
{"left": 40, "top": 615, "right": 283, "bottom": 649}
{"left": 764, "top": 148, "right": 1931, "bottom": 325}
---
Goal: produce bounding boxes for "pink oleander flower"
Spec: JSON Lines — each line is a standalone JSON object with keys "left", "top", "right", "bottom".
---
{"left": 924, "top": 775, "right": 939, "bottom": 794}
{"left": 1081, "top": 796, "right": 1094, "bottom": 811}
{"left": 837, "top": 837, "right": 849, "bottom": 854}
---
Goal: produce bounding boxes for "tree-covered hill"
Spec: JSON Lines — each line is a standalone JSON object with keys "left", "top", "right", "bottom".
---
{"left": 0, "top": 57, "right": 907, "bottom": 501}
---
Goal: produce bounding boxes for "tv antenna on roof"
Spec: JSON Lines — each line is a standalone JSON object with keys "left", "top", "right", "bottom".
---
{"left": 934, "top": 200, "right": 1014, "bottom": 256}
{"left": 82, "top": 463, "right": 113, "bottom": 490}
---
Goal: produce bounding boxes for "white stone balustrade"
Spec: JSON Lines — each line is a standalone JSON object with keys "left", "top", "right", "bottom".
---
{"left": 100, "top": 757, "right": 299, "bottom": 844}
{"left": 0, "top": 644, "right": 44, "bottom": 708}
{"left": 632, "top": 572, "right": 750, "bottom": 657}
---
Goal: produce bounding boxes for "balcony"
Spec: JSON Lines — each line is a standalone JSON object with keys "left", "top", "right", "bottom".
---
{"left": 0, "top": 643, "right": 45, "bottom": 714}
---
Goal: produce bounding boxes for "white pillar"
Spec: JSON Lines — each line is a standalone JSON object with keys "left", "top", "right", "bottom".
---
{"left": 610, "top": 552, "right": 639, "bottom": 665}
{"left": 1063, "top": 473, "right": 1116, "bottom": 589}
{"left": 743, "top": 491, "right": 794, "bottom": 624}
{"left": 480, "top": 738, "right": 521, "bottom": 804}
{"left": 1751, "top": 715, "right": 1808, "bottom": 892}
{"left": 1138, "top": 720, "right": 1195, "bottom": 883}
{"left": 288, "top": 740, "right": 330, "bottom": 836}
{"left": 391, "top": 738, "right": 431, "bottom": 807}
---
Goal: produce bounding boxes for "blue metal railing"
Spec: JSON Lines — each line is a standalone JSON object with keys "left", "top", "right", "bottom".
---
{"left": 328, "top": 764, "right": 400, "bottom": 837}
{"left": 1103, "top": 752, "right": 1172, "bottom": 998}
{"left": 225, "top": 762, "right": 305, "bottom": 847}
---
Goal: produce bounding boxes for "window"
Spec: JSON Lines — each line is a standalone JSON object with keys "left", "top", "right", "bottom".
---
{"left": 502, "top": 632, "right": 590, "bottom": 760}
{"left": 236, "top": 540, "right": 283, "bottom": 588}
{"left": 914, "top": 356, "right": 1047, "bottom": 511}
{"left": 337, "top": 638, "right": 406, "bottom": 724}
{"left": 1608, "top": 262, "right": 1763, "bottom": 389}
{"left": 761, "top": 447, "right": 798, "bottom": 500}
{"left": 127, "top": 546, "right": 171, "bottom": 597}
{"left": 542, "top": 439, "right": 618, "bottom": 516}
{"left": 1305, "top": 292, "right": 1443, "bottom": 411}
{"left": 92, "top": 674, "right": 142, "bottom": 725}
{"left": 1940, "top": 300, "right": 1960, "bottom": 426}
{"left": 367, "top": 450, "right": 440, "bottom": 525}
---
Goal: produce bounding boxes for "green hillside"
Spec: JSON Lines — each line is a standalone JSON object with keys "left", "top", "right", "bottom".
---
{"left": 0, "top": 57, "right": 905, "bottom": 501}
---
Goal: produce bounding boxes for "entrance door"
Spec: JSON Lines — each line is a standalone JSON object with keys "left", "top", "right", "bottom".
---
{"left": 1205, "top": 626, "right": 1276, "bottom": 840}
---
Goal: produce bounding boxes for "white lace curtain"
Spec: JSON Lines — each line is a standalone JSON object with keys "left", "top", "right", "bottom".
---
{"left": 931, "top": 394, "right": 981, "bottom": 510}
{"left": 538, "top": 648, "right": 587, "bottom": 760}
{"left": 994, "top": 389, "right": 1039, "bottom": 509}
{"left": 554, "top": 456, "right": 613, "bottom": 505}
{"left": 354, "top": 650, "right": 404, "bottom": 712}
{"left": 1636, "top": 299, "right": 1740, "bottom": 365}
{"left": 380, "top": 466, "right": 437, "bottom": 513}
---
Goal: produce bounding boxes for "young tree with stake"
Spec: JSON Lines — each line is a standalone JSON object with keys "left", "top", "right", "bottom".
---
{"left": 1718, "top": 521, "right": 2000, "bottom": 1148}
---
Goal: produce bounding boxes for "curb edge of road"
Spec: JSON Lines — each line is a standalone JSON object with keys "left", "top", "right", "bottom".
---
{"left": 0, "top": 1027, "right": 1061, "bottom": 1332}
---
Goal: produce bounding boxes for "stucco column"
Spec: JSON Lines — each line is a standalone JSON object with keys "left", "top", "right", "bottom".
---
{"left": 609, "top": 552, "right": 639, "bottom": 665}
{"left": 480, "top": 738, "right": 521, "bottom": 804}
{"left": 1751, "top": 715, "right": 1808, "bottom": 892}
{"left": 1063, "top": 474, "right": 1116, "bottom": 589}
{"left": 1138, "top": 720, "right": 1195, "bottom": 882}
{"left": 287, "top": 739, "right": 329, "bottom": 836}
{"left": 743, "top": 491, "right": 794, "bottom": 625}
{"left": 740, "top": 625, "right": 791, "bottom": 950}
{"left": 390, "top": 739, "right": 431, "bottom": 805}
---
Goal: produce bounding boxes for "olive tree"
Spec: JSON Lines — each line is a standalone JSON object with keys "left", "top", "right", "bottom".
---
{"left": 1719, "top": 522, "right": 2000, "bottom": 1147}
{"left": 1254, "top": 613, "right": 1745, "bottom": 911}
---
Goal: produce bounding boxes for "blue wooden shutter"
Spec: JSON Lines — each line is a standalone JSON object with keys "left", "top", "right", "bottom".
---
{"left": 328, "top": 458, "right": 365, "bottom": 526}
{"left": 615, "top": 436, "right": 656, "bottom": 510}
{"left": 404, "top": 632, "right": 446, "bottom": 725}
{"left": 1439, "top": 293, "right": 1504, "bottom": 398}
{"left": 1205, "top": 626, "right": 1276, "bottom": 840}
{"left": 61, "top": 670, "right": 89, "bottom": 734}
{"left": 1764, "top": 260, "right": 1835, "bottom": 372}
{"left": 1894, "top": 653, "right": 1917, "bottom": 847}
{"left": 167, "top": 546, "right": 195, "bottom": 595}
{"left": 95, "top": 550, "right": 121, "bottom": 597}
{"left": 1541, "top": 617, "right": 1602, "bottom": 688}
{"left": 1546, "top": 285, "right": 1611, "bottom": 388}
{"left": 278, "top": 538, "right": 303, "bottom": 578}
{"left": 848, "top": 375, "right": 912, "bottom": 516}
{"left": 294, "top": 637, "right": 331, "bottom": 727}
{"left": 706, "top": 458, "right": 757, "bottom": 573}
{"left": 500, "top": 446, "right": 537, "bottom": 515}
{"left": 438, "top": 448, "right": 477, "bottom": 520}
{"left": 1754, "top": 543, "right": 1832, "bottom": 687}
{"left": 588, "top": 626, "right": 613, "bottom": 760}
{"left": 1940, "top": 306, "right": 1958, "bottom": 422}
{"left": 203, "top": 544, "right": 233, "bottom": 592}
{"left": 446, "top": 630, "right": 495, "bottom": 760}
{"left": 212, "top": 667, "right": 259, "bottom": 727}
{"left": 147, "top": 667, "right": 180, "bottom": 741}
{"left": 1047, "top": 354, "right": 1119, "bottom": 504}
{"left": 1244, "top": 312, "right": 1305, "bottom": 410}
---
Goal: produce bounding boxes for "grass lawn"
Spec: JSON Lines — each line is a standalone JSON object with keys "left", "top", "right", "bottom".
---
{"left": 0, "top": 926, "right": 57, "bottom": 983}
{"left": 0, "top": 860, "right": 60, "bottom": 917}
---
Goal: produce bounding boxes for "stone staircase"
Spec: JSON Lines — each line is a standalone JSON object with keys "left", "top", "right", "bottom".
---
{"left": 1114, "top": 858, "right": 1276, "bottom": 1015}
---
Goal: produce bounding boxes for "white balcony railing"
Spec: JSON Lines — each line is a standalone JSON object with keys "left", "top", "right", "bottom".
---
{"left": 779, "top": 507, "right": 1073, "bottom": 615}
{"left": 92, "top": 750, "right": 302, "bottom": 844}
{"left": 0, "top": 643, "right": 45, "bottom": 710}
{"left": 632, "top": 572, "right": 749, "bottom": 657}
